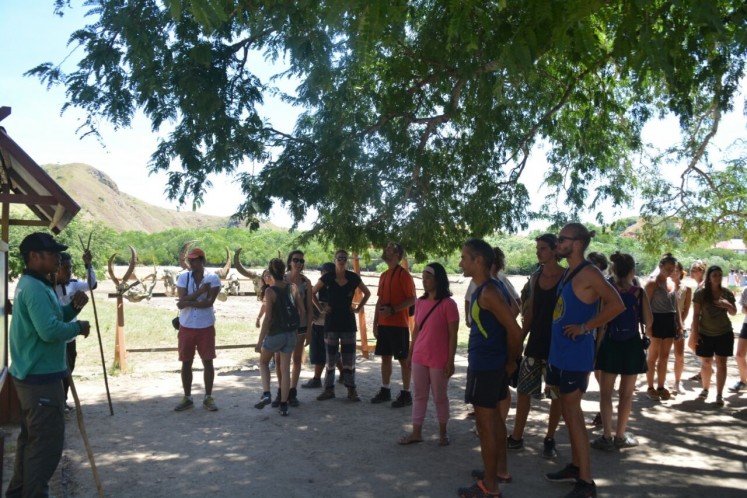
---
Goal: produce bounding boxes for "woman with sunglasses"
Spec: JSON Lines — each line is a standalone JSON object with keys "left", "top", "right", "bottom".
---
{"left": 690, "top": 266, "right": 737, "bottom": 406}
{"left": 671, "top": 262, "right": 692, "bottom": 394}
{"left": 312, "top": 249, "right": 371, "bottom": 402}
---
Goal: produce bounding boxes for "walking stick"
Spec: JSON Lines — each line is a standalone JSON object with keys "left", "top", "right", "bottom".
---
{"left": 79, "top": 234, "right": 114, "bottom": 416}
{"left": 68, "top": 375, "right": 105, "bottom": 498}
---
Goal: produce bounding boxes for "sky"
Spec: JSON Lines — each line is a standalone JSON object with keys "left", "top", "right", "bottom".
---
{"left": 1, "top": 2, "right": 745, "bottom": 232}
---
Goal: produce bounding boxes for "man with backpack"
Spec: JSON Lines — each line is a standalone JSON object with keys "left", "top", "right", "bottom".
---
{"left": 544, "top": 224, "right": 624, "bottom": 498}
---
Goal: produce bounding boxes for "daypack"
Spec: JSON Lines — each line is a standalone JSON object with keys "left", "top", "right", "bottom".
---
{"left": 274, "top": 285, "right": 300, "bottom": 331}
{"left": 606, "top": 285, "right": 643, "bottom": 341}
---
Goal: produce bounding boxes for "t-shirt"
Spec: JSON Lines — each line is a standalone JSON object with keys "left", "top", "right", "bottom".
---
{"left": 411, "top": 297, "right": 459, "bottom": 369}
{"left": 177, "top": 271, "right": 221, "bottom": 328}
{"left": 377, "top": 265, "right": 416, "bottom": 327}
{"left": 693, "top": 287, "right": 736, "bottom": 336}
{"left": 321, "top": 270, "right": 362, "bottom": 332}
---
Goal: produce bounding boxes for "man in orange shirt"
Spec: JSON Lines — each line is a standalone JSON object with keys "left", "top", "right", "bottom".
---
{"left": 371, "top": 243, "right": 417, "bottom": 407}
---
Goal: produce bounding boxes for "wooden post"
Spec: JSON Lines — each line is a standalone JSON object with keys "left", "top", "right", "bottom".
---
{"left": 112, "top": 295, "right": 127, "bottom": 371}
{"left": 351, "top": 253, "right": 370, "bottom": 359}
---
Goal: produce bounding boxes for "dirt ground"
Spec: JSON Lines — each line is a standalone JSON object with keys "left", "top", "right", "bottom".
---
{"left": 3, "top": 271, "right": 747, "bottom": 497}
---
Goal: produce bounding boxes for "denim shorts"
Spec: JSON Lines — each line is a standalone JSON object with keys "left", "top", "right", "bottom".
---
{"left": 262, "top": 331, "right": 297, "bottom": 354}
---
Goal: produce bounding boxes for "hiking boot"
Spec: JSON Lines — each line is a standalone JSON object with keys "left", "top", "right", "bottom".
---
{"left": 203, "top": 396, "right": 218, "bottom": 412}
{"left": 271, "top": 388, "right": 281, "bottom": 408}
{"left": 591, "top": 412, "right": 602, "bottom": 427}
{"left": 564, "top": 479, "right": 597, "bottom": 498}
{"left": 646, "top": 387, "right": 659, "bottom": 401}
{"left": 347, "top": 387, "right": 361, "bottom": 402}
{"left": 370, "top": 387, "right": 392, "bottom": 404}
{"left": 317, "top": 388, "right": 335, "bottom": 401}
{"left": 174, "top": 396, "right": 194, "bottom": 412}
{"left": 254, "top": 392, "right": 272, "bottom": 409}
{"left": 391, "top": 390, "right": 412, "bottom": 408}
{"left": 590, "top": 435, "right": 616, "bottom": 452}
{"left": 288, "top": 388, "right": 300, "bottom": 407}
{"left": 614, "top": 433, "right": 639, "bottom": 449}
{"left": 279, "top": 402, "right": 289, "bottom": 416}
{"left": 657, "top": 387, "right": 671, "bottom": 400}
{"left": 545, "top": 463, "right": 580, "bottom": 482}
{"left": 506, "top": 435, "right": 524, "bottom": 450}
{"left": 728, "top": 380, "right": 747, "bottom": 393}
{"left": 543, "top": 436, "right": 558, "bottom": 459}
{"left": 302, "top": 377, "right": 322, "bottom": 388}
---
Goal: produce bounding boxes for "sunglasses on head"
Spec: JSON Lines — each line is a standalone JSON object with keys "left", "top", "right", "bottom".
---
{"left": 292, "top": 257, "right": 305, "bottom": 264}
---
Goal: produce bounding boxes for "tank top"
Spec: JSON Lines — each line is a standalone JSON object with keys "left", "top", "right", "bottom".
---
{"left": 650, "top": 283, "right": 676, "bottom": 313}
{"left": 524, "top": 279, "right": 560, "bottom": 360}
{"left": 549, "top": 262, "right": 598, "bottom": 372}
{"left": 468, "top": 280, "right": 508, "bottom": 371}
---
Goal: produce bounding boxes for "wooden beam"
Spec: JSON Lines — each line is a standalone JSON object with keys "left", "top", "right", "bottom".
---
{"left": 0, "top": 107, "right": 9, "bottom": 122}
{"left": 0, "top": 193, "right": 57, "bottom": 204}
{"left": 7, "top": 219, "right": 47, "bottom": 227}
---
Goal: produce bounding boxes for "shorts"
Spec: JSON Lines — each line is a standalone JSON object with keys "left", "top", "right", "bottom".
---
{"left": 652, "top": 312, "right": 677, "bottom": 339}
{"left": 262, "top": 331, "right": 297, "bottom": 354}
{"left": 309, "top": 324, "right": 326, "bottom": 365}
{"left": 465, "top": 369, "right": 508, "bottom": 408}
{"left": 740, "top": 323, "right": 747, "bottom": 340}
{"left": 545, "top": 365, "right": 589, "bottom": 398}
{"left": 695, "top": 332, "right": 734, "bottom": 358}
{"left": 374, "top": 325, "right": 410, "bottom": 360}
{"left": 297, "top": 326, "right": 307, "bottom": 336}
{"left": 516, "top": 357, "right": 547, "bottom": 398}
{"left": 178, "top": 325, "right": 216, "bottom": 362}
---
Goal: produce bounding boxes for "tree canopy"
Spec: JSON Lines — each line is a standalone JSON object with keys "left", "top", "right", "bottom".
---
{"left": 32, "top": 1, "right": 747, "bottom": 257}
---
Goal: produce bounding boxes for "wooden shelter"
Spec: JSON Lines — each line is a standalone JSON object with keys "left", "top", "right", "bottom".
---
{"left": 0, "top": 106, "right": 81, "bottom": 423}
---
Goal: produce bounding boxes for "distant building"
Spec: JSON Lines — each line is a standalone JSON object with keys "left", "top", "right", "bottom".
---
{"left": 714, "top": 239, "right": 747, "bottom": 255}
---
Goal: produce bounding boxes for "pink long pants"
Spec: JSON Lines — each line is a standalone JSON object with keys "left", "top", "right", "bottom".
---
{"left": 411, "top": 362, "right": 450, "bottom": 425}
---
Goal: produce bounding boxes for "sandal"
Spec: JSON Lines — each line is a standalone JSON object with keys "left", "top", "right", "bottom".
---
{"left": 470, "top": 469, "right": 512, "bottom": 483}
{"left": 439, "top": 434, "right": 450, "bottom": 446}
{"left": 698, "top": 389, "right": 708, "bottom": 400}
{"left": 398, "top": 434, "right": 424, "bottom": 445}
{"left": 457, "top": 480, "right": 502, "bottom": 497}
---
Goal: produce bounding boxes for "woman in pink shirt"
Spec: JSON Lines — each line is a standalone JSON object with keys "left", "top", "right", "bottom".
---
{"left": 399, "top": 262, "right": 459, "bottom": 446}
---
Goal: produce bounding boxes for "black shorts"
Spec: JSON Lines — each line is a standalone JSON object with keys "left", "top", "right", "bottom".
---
{"left": 545, "top": 365, "right": 590, "bottom": 397}
{"left": 309, "top": 324, "right": 326, "bottom": 365}
{"left": 652, "top": 312, "right": 677, "bottom": 339}
{"left": 740, "top": 323, "right": 747, "bottom": 340}
{"left": 465, "top": 369, "right": 508, "bottom": 408}
{"left": 696, "top": 332, "right": 734, "bottom": 358}
{"left": 374, "top": 326, "right": 410, "bottom": 360}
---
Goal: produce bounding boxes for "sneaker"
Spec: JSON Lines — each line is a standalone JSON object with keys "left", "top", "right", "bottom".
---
{"left": 715, "top": 394, "right": 725, "bottom": 407}
{"left": 391, "top": 390, "right": 412, "bottom": 408}
{"left": 288, "top": 388, "right": 300, "bottom": 407}
{"left": 545, "top": 463, "right": 580, "bottom": 483}
{"left": 657, "top": 387, "right": 671, "bottom": 401}
{"left": 370, "top": 387, "right": 392, "bottom": 404}
{"left": 302, "top": 377, "right": 322, "bottom": 388}
{"left": 347, "top": 387, "right": 361, "bottom": 402}
{"left": 728, "top": 380, "right": 747, "bottom": 393}
{"left": 271, "top": 388, "right": 281, "bottom": 408}
{"left": 254, "top": 392, "right": 272, "bottom": 409}
{"left": 543, "top": 437, "right": 558, "bottom": 459}
{"left": 203, "top": 396, "right": 218, "bottom": 411}
{"left": 174, "top": 396, "right": 194, "bottom": 412}
{"left": 614, "top": 433, "right": 639, "bottom": 449}
{"left": 279, "top": 402, "right": 289, "bottom": 416}
{"left": 506, "top": 435, "right": 524, "bottom": 450}
{"left": 698, "top": 389, "right": 709, "bottom": 400}
{"left": 591, "top": 412, "right": 602, "bottom": 427}
{"left": 590, "top": 435, "right": 616, "bottom": 452}
{"left": 564, "top": 479, "right": 597, "bottom": 498}
{"left": 646, "top": 387, "right": 660, "bottom": 401}
{"left": 317, "top": 388, "right": 335, "bottom": 401}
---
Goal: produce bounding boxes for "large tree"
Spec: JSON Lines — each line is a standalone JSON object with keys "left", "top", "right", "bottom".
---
{"left": 33, "top": 1, "right": 747, "bottom": 256}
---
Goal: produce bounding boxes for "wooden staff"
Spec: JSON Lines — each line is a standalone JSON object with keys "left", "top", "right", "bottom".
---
{"left": 68, "top": 375, "right": 105, "bottom": 497}
{"left": 79, "top": 234, "right": 114, "bottom": 416}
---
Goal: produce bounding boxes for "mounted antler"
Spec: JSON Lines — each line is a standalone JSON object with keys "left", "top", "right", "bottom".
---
{"left": 215, "top": 246, "right": 231, "bottom": 279}
{"left": 125, "top": 267, "right": 158, "bottom": 303}
{"left": 234, "top": 248, "right": 263, "bottom": 300}
{"left": 178, "top": 240, "right": 197, "bottom": 270}
{"left": 108, "top": 246, "right": 138, "bottom": 294}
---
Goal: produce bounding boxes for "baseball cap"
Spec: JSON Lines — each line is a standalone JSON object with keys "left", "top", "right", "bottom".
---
{"left": 186, "top": 248, "right": 206, "bottom": 259}
{"left": 19, "top": 232, "right": 68, "bottom": 255}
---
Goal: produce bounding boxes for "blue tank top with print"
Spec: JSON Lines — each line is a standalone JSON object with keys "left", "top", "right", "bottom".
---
{"left": 468, "top": 280, "right": 508, "bottom": 371}
{"left": 549, "top": 263, "right": 598, "bottom": 372}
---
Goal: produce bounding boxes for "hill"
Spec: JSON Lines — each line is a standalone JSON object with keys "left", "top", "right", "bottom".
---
{"left": 36, "top": 163, "right": 234, "bottom": 233}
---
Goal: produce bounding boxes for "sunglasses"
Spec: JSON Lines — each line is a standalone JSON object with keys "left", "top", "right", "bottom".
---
{"left": 292, "top": 258, "right": 305, "bottom": 264}
{"left": 557, "top": 236, "right": 578, "bottom": 243}
{"left": 336, "top": 256, "right": 348, "bottom": 262}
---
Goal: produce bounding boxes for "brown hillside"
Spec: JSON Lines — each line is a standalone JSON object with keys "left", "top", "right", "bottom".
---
{"left": 41, "top": 163, "right": 232, "bottom": 232}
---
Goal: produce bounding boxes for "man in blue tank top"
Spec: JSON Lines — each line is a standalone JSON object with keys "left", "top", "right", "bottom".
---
{"left": 545, "top": 224, "right": 624, "bottom": 498}
{"left": 457, "top": 239, "right": 523, "bottom": 498}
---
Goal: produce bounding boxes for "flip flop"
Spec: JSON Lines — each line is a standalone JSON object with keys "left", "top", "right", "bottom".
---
{"left": 398, "top": 435, "right": 424, "bottom": 445}
{"left": 439, "top": 434, "right": 451, "bottom": 446}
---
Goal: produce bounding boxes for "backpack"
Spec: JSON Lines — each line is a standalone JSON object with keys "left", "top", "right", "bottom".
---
{"left": 274, "top": 285, "right": 300, "bottom": 331}
{"left": 606, "top": 285, "right": 643, "bottom": 341}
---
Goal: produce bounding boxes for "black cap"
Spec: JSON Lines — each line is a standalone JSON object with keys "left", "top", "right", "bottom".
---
{"left": 19, "top": 232, "right": 68, "bottom": 255}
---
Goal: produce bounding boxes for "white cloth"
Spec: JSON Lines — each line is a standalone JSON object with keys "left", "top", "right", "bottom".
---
{"left": 54, "top": 268, "right": 97, "bottom": 342}
{"left": 177, "top": 271, "right": 221, "bottom": 328}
